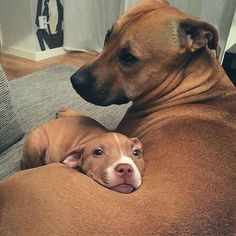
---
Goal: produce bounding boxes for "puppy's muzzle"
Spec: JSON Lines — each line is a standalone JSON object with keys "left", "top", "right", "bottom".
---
{"left": 115, "top": 164, "right": 134, "bottom": 177}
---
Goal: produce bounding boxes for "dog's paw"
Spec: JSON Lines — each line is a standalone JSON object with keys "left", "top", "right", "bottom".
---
{"left": 56, "top": 108, "right": 84, "bottom": 118}
{"left": 55, "top": 108, "right": 71, "bottom": 119}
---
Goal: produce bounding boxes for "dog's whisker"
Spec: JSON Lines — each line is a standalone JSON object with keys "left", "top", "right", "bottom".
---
{"left": 101, "top": 173, "right": 110, "bottom": 184}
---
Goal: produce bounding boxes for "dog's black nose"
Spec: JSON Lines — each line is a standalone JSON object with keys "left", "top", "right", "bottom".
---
{"left": 70, "top": 72, "right": 81, "bottom": 91}
{"left": 70, "top": 66, "right": 96, "bottom": 93}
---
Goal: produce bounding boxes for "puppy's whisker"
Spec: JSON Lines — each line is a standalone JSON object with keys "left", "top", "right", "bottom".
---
{"left": 101, "top": 173, "right": 110, "bottom": 184}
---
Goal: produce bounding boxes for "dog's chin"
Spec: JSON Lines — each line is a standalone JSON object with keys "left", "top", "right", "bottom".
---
{"left": 112, "top": 184, "right": 135, "bottom": 194}
{"left": 82, "top": 96, "right": 111, "bottom": 106}
{"left": 79, "top": 92, "right": 130, "bottom": 106}
{"left": 96, "top": 179, "right": 135, "bottom": 194}
{"left": 76, "top": 92, "right": 109, "bottom": 106}
{"left": 112, "top": 95, "right": 130, "bottom": 105}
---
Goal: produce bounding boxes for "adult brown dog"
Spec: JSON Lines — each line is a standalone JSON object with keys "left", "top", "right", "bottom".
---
{"left": 0, "top": 0, "right": 235, "bottom": 235}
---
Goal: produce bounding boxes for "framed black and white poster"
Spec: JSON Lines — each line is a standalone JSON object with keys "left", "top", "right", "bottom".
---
{"left": 35, "top": 0, "right": 63, "bottom": 51}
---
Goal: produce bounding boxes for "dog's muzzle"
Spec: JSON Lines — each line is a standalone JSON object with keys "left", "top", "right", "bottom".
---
{"left": 70, "top": 66, "right": 129, "bottom": 106}
{"left": 70, "top": 66, "right": 106, "bottom": 105}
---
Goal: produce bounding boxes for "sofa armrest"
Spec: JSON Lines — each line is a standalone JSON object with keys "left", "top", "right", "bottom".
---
{"left": 0, "top": 65, "right": 24, "bottom": 154}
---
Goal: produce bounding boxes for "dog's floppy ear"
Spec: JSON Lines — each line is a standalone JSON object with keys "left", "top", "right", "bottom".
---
{"left": 179, "top": 18, "right": 220, "bottom": 59}
{"left": 143, "top": 0, "right": 169, "bottom": 5}
{"left": 62, "top": 148, "right": 84, "bottom": 168}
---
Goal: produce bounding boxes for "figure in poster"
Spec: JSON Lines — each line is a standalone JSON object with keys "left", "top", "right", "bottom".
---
{"left": 36, "top": 0, "right": 63, "bottom": 51}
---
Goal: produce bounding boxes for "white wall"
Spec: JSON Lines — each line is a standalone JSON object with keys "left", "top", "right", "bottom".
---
{"left": 0, "top": 0, "right": 36, "bottom": 59}
{"left": 0, "top": 0, "right": 65, "bottom": 61}
{"left": 0, "top": 21, "right": 2, "bottom": 50}
{"left": 224, "top": 10, "right": 236, "bottom": 52}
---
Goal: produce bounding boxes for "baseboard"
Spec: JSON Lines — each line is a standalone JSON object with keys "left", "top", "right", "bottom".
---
{"left": 1, "top": 46, "right": 37, "bottom": 60}
{"left": 1, "top": 46, "right": 66, "bottom": 61}
{"left": 34, "top": 47, "right": 66, "bottom": 61}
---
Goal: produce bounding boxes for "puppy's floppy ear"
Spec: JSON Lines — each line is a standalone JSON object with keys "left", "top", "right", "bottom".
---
{"left": 62, "top": 148, "right": 84, "bottom": 168}
{"left": 179, "top": 18, "right": 220, "bottom": 59}
{"left": 143, "top": 0, "right": 169, "bottom": 5}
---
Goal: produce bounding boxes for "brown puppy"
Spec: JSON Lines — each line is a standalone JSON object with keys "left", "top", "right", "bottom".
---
{"left": 22, "top": 109, "right": 144, "bottom": 194}
{"left": 0, "top": 0, "right": 235, "bottom": 235}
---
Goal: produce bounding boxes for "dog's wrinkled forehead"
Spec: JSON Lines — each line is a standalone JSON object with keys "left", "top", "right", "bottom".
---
{"left": 85, "top": 133, "right": 133, "bottom": 152}
{"left": 107, "top": 1, "right": 170, "bottom": 42}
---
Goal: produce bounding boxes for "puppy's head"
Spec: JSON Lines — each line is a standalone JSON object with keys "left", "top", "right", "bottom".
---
{"left": 71, "top": 0, "right": 219, "bottom": 106}
{"left": 63, "top": 133, "right": 144, "bottom": 194}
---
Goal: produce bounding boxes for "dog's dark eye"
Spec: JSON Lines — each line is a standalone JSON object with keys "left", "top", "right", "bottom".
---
{"left": 133, "top": 149, "right": 142, "bottom": 157}
{"left": 118, "top": 50, "right": 138, "bottom": 66}
{"left": 93, "top": 148, "right": 104, "bottom": 157}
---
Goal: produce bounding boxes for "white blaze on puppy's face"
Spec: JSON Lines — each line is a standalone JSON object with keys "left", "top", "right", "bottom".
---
{"left": 67, "top": 133, "right": 145, "bottom": 194}
{"left": 104, "top": 134, "right": 142, "bottom": 188}
{"left": 104, "top": 154, "right": 142, "bottom": 192}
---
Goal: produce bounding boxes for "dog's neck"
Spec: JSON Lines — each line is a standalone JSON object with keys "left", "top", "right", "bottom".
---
{"left": 131, "top": 49, "right": 234, "bottom": 116}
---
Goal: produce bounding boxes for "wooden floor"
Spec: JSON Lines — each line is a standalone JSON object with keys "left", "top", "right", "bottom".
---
{"left": 0, "top": 51, "right": 97, "bottom": 81}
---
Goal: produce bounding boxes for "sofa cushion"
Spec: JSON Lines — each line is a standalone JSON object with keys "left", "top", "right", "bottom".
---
{"left": 0, "top": 65, "right": 24, "bottom": 153}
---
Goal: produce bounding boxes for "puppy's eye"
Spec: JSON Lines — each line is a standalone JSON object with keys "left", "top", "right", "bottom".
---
{"left": 118, "top": 50, "right": 138, "bottom": 66}
{"left": 93, "top": 148, "right": 104, "bottom": 157}
{"left": 133, "top": 149, "right": 142, "bottom": 157}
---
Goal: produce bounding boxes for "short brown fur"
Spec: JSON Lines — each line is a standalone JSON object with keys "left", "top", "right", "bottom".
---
{"left": 0, "top": 0, "right": 235, "bottom": 235}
